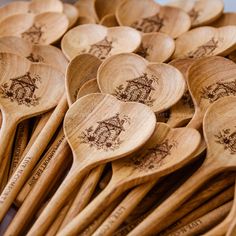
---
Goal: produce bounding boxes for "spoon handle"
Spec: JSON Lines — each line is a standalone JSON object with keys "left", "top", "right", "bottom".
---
{"left": 127, "top": 160, "right": 223, "bottom": 236}
{"left": 93, "top": 180, "right": 157, "bottom": 236}
{"left": 57, "top": 180, "right": 123, "bottom": 236}
{"left": 59, "top": 164, "right": 105, "bottom": 230}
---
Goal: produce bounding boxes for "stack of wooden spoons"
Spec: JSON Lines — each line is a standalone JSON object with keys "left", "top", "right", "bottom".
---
{"left": 1, "top": 0, "right": 236, "bottom": 235}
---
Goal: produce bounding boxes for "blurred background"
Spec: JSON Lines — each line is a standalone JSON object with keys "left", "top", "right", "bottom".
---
{"left": 0, "top": 0, "right": 236, "bottom": 11}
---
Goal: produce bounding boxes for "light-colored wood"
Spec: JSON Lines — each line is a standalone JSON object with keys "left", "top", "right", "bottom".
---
{"left": 0, "top": 93, "right": 68, "bottom": 222}
{"left": 173, "top": 26, "right": 236, "bottom": 59}
{"left": 211, "top": 13, "right": 236, "bottom": 27}
{"left": 29, "top": 0, "right": 63, "bottom": 14}
{"left": 136, "top": 32, "right": 175, "bottom": 63}
{"left": 57, "top": 123, "right": 200, "bottom": 235}
{"left": 4, "top": 134, "right": 72, "bottom": 236}
{"left": 77, "top": 16, "right": 96, "bottom": 25}
{"left": 187, "top": 56, "right": 236, "bottom": 130}
{"left": 116, "top": 0, "right": 191, "bottom": 38}
{"left": 94, "top": 0, "right": 121, "bottom": 20}
{"left": 77, "top": 79, "right": 100, "bottom": 100}
{"left": 0, "top": 12, "right": 69, "bottom": 45}
{"left": 127, "top": 96, "right": 236, "bottom": 236}
{"left": 163, "top": 185, "right": 234, "bottom": 235}
{"left": 167, "top": 0, "right": 224, "bottom": 27}
{"left": 227, "top": 208, "right": 236, "bottom": 236}
{"left": 167, "top": 58, "right": 196, "bottom": 127}
{"left": 61, "top": 24, "right": 141, "bottom": 61}
{"left": 97, "top": 53, "right": 185, "bottom": 113}
{"left": 63, "top": 3, "right": 79, "bottom": 28}
{"left": 27, "top": 93, "right": 156, "bottom": 236}
{"left": 100, "top": 14, "right": 119, "bottom": 27}
{"left": 9, "top": 120, "right": 30, "bottom": 176}
{"left": 0, "top": 36, "right": 68, "bottom": 74}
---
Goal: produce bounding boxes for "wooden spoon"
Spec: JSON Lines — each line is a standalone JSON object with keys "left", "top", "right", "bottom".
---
{"left": 211, "top": 13, "right": 236, "bottom": 27}
{"left": 100, "top": 14, "right": 119, "bottom": 27}
{"left": 172, "top": 26, "right": 236, "bottom": 59}
{"left": 0, "top": 36, "right": 68, "bottom": 73}
{"left": 187, "top": 56, "right": 236, "bottom": 130}
{"left": 0, "top": 12, "right": 69, "bottom": 45}
{"left": 97, "top": 53, "right": 185, "bottom": 114}
{"left": 27, "top": 93, "right": 156, "bottom": 236}
{"left": 166, "top": 0, "right": 224, "bottom": 27}
{"left": 127, "top": 96, "right": 236, "bottom": 236}
{"left": 63, "top": 3, "right": 79, "bottom": 28}
{"left": 57, "top": 123, "right": 200, "bottom": 235}
{"left": 136, "top": 32, "right": 175, "bottom": 63}
{"left": 167, "top": 58, "right": 196, "bottom": 127}
{"left": 61, "top": 24, "right": 141, "bottom": 61}
{"left": 116, "top": 0, "right": 191, "bottom": 38}
{"left": 77, "top": 79, "right": 100, "bottom": 99}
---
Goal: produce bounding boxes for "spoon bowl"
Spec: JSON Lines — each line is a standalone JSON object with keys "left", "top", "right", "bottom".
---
{"left": 77, "top": 79, "right": 100, "bottom": 99}
{"left": 61, "top": 24, "right": 141, "bottom": 61}
{"left": 97, "top": 53, "right": 186, "bottom": 113}
{"left": 211, "top": 13, "right": 236, "bottom": 27}
{"left": 63, "top": 3, "right": 79, "bottom": 28}
{"left": 100, "top": 14, "right": 119, "bottom": 27}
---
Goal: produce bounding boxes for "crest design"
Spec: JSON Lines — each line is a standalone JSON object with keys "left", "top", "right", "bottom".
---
{"left": 188, "top": 38, "right": 219, "bottom": 58}
{"left": 215, "top": 128, "right": 236, "bottom": 154}
{"left": 26, "top": 53, "right": 44, "bottom": 63}
{"left": 127, "top": 139, "right": 176, "bottom": 170}
{"left": 137, "top": 43, "right": 151, "bottom": 58}
{"left": 182, "top": 91, "right": 194, "bottom": 109}
{"left": 131, "top": 14, "right": 164, "bottom": 33}
{"left": 82, "top": 37, "right": 113, "bottom": 60}
{"left": 0, "top": 72, "right": 41, "bottom": 106}
{"left": 21, "top": 24, "right": 45, "bottom": 44}
{"left": 200, "top": 79, "right": 236, "bottom": 103}
{"left": 113, "top": 73, "right": 158, "bottom": 106}
{"left": 79, "top": 113, "right": 130, "bottom": 151}
{"left": 188, "top": 8, "right": 200, "bottom": 24}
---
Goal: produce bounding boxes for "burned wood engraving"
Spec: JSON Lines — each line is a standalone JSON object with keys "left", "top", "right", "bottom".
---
{"left": 131, "top": 14, "right": 164, "bottom": 33}
{"left": 21, "top": 24, "right": 45, "bottom": 44}
{"left": 188, "top": 8, "right": 200, "bottom": 24}
{"left": 188, "top": 38, "right": 219, "bottom": 58}
{"left": 26, "top": 53, "right": 44, "bottom": 63}
{"left": 0, "top": 72, "right": 41, "bottom": 106}
{"left": 79, "top": 113, "right": 130, "bottom": 151}
{"left": 113, "top": 73, "right": 158, "bottom": 106}
{"left": 82, "top": 37, "right": 113, "bottom": 60}
{"left": 215, "top": 128, "right": 236, "bottom": 154}
{"left": 127, "top": 139, "right": 177, "bottom": 170}
{"left": 200, "top": 79, "right": 236, "bottom": 103}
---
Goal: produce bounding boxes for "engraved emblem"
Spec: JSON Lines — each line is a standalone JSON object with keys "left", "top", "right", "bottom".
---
{"left": 0, "top": 72, "right": 41, "bottom": 106}
{"left": 188, "top": 38, "right": 219, "bottom": 58}
{"left": 113, "top": 73, "right": 158, "bottom": 106}
{"left": 215, "top": 128, "right": 236, "bottom": 154}
{"left": 131, "top": 14, "right": 164, "bottom": 33}
{"left": 200, "top": 79, "right": 236, "bottom": 103}
{"left": 126, "top": 139, "right": 177, "bottom": 170}
{"left": 82, "top": 37, "right": 113, "bottom": 60}
{"left": 21, "top": 24, "right": 45, "bottom": 44}
{"left": 137, "top": 43, "right": 150, "bottom": 58}
{"left": 26, "top": 53, "right": 44, "bottom": 63}
{"left": 79, "top": 113, "right": 130, "bottom": 151}
{"left": 188, "top": 8, "right": 200, "bottom": 24}
{"left": 182, "top": 91, "right": 194, "bottom": 109}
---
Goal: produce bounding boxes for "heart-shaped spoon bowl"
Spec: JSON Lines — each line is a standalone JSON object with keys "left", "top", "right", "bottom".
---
{"left": 211, "top": 13, "right": 236, "bottom": 27}
{"left": 167, "top": 0, "right": 224, "bottom": 27}
{"left": 173, "top": 26, "right": 236, "bottom": 59}
{"left": 137, "top": 32, "right": 175, "bottom": 63}
{"left": 66, "top": 54, "right": 102, "bottom": 105}
{"left": 116, "top": 0, "right": 191, "bottom": 38}
{"left": 61, "top": 24, "right": 141, "bottom": 61}
{"left": 97, "top": 53, "right": 185, "bottom": 113}
{"left": 0, "top": 12, "right": 69, "bottom": 45}
{"left": 0, "top": 36, "right": 68, "bottom": 73}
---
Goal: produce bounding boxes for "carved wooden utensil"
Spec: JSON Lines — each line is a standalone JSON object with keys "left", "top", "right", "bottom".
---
{"left": 172, "top": 26, "right": 236, "bottom": 59}
{"left": 167, "top": 58, "right": 196, "bottom": 127}
{"left": 57, "top": 123, "right": 200, "bottom": 235}
{"left": 167, "top": 0, "right": 224, "bottom": 27}
{"left": 63, "top": 3, "right": 79, "bottom": 28}
{"left": 211, "top": 13, "right": 236, "bottom": 27}
{"left": 61, "top": 24, "right": 141, "bottom": 61}
{"left": 116, "top": 0, "right": 191, "bottom": 38}
{"left": 97, "top": 53, "right": 185, "bottom": 114}
{"left": 136, "top": 32, "right": 175, "bottom": 63}
{"left": 100, "top": 14, "right": 119, "bottom": 27}
{"left": 0, "top": 36, "right": 68, "bottom": 73}
{"left": 0, "top": 12, "right": 68, "bottom": 45}
{"left": 127, "top": 96, "right": 236, "bottom": 236}
{"left": 27, "top": 93, "right": 156, "bottom": 236}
